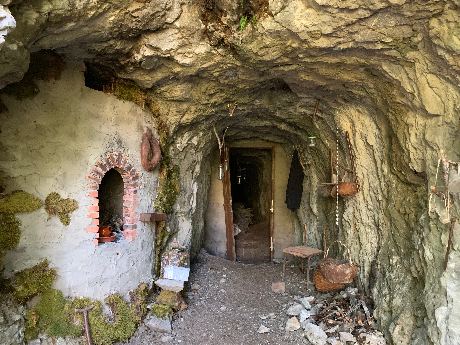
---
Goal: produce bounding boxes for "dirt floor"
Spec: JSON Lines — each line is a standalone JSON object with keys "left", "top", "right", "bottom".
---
{"left": 124, "top": 251, "right": 318, "bottom": 345}
{"left": 123, "top": 251, "right": 385, "bottom": 345}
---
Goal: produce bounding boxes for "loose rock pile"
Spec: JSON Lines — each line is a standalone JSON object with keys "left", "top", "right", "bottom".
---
{"left": 273, "top": 287, "right": 386, "bottom": 345}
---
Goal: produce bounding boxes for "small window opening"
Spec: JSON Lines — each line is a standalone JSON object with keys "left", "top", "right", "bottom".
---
{"left": 98, "top": 168, "right": 124, "bottom": 242}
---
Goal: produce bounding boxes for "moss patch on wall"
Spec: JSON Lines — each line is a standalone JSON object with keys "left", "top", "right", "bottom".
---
{"left": 12, "top": 260, "right": 57, "bottom": 304}
{"left": 154, "top": 222, "right": 169, "bottom": 276}
{"left": 0, "top": 213, "right": 21, "bottom": 252}
{"left": 0, "top": 190, "right": 43, "bottom": 213}
{"left": 25, "top": 289, "right": 81, "bottom": 340}
{"left": 0, "top": 190, "right": 42, "bottom": 268}
{"left": 154, "top": 156, "right": 180, "bottom": 214}
{"left": 108, "top": 79, "right": 148, "bottom": 109}
{"left": 45, "top": 192, "right": 78, "bottom": 226}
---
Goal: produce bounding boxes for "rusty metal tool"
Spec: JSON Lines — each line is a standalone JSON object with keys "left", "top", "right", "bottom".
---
{"left": 75, "top": 305, "right": 94, "bottom": 345}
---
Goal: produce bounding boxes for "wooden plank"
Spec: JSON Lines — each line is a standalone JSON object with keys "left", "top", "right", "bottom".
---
{"left": 139, "top": 213, "right": 167, "bottom": 222}
{"left": 270, "top": 147, "right": 275, "bottom": 261}
{"left": 222, "top": 146, "right": 235, "bottom": 261}
{"left": 283, "top": 246, "right": 322, "bottom": 258}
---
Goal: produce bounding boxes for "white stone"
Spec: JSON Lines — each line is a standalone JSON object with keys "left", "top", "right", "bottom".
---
{"left": 0, "top": 5, "right": 15, "bottom": 45}
{"left": 285, "top": 317, "right": 301, "bottom": 331}
{"left": 144, "top": 315, "right": 172, "bottom": 333}
{"left": 257, "top": 325, "right": 270, "bottom": 334}
{"left": 339, "top": 331, "right": 356, "bottom": 343}
{"left": 327, "top": 338, "right": 344, "bottom": 345}
{"left": 299, "top": 309, "right": 311, "bottom": 323}
{"left": 155, "top": 278, "right": 184, "bottom": 292}
{"left": 299, "top": 297, "right": 312, "bottom": 309}
{"left": 163, "top": 265, "right": 190, "bottom": 282}
{"left": 286, "top": 303, "right": 304, "bottom": 316}
{"left": 358, "top": 332, "right": 386, "bottom": 345}
{"left": 304, "top": 323, "right": 328, "bottom": 345}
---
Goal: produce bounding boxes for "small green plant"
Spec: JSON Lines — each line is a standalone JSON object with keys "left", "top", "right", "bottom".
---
{"left": 239, "top": 15, "right": 249, "bottom": 31}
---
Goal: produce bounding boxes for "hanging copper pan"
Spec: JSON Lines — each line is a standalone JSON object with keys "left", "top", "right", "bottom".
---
{"left": 331, "top": 182, "right": 359, "bottom": 197}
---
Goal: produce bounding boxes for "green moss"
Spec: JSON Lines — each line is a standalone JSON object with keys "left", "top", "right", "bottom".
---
{"left": 129, "top": 282, "right": 149, "bottom": 322}
{"left": 154, "top": 156, "right": 180, "bottom": 214}
{"left": 26, "top": 289, "right": 82, "bottom": 341}
{"left": 23, "top": 282, "right": 150, "bottom": 344}
{"left": 0, "top": 213, "right": 21, "bottom": 252}
{"left": 151, "top": 303, "right": 172, "bottom": 319}
{"left": 0, "top": 190, "right": 43, "bottom": 213}
{"left": 108, "top": 79, "right": 147, "bottom": 108}
{"left": 154, "top": 221, "right": 169, "bottom": 276}
{"left": 12, "top": 260, "right": 57, "bottom": 304}
{"left": 45, "top": 192, "right": 78, "bottom": 226}
{"left": 156, "top": 290, "right": 183, "bottom": 311}
{"left": 71, "top": 294, "right": 139, "bottom": 345}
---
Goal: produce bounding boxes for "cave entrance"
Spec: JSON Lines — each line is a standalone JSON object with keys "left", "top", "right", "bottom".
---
{"left": 229, "top": 148, "right": 273, "bottom": 263}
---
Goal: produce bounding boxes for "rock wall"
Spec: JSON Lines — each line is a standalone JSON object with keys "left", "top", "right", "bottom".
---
{"left": 0, "top": 64, "right": 158, "bottom": 300}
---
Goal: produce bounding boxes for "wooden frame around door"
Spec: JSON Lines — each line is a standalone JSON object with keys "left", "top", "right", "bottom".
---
{"left": 223, "top": 144, "right": 275, "bottom": 261}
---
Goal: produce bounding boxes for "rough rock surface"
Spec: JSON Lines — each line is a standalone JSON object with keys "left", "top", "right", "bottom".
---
{"left": 0, "top": 297, "right": 24, "bottom": 345}
{"left": 0, "top": 1, "right": 459, "bottom": 345}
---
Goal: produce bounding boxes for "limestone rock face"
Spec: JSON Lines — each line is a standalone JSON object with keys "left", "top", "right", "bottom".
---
{"left": 0, "top": 297, "right": 25, "bottom": 345}
{"left": 0, "top": 1, "right": 459, "bottom": 345}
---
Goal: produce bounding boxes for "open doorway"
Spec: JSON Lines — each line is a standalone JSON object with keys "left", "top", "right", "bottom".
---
{"left": 229, "top": 148, "right": 273, "bottom": 263}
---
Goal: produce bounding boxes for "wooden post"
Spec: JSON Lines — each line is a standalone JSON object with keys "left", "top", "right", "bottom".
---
{"left": 222, "top": 146, "right": 235, "bottom": 261}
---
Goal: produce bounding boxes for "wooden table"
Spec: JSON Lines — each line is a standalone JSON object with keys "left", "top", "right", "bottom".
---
{"left": 282, "top": 246, "right": 323, "bottom": 287}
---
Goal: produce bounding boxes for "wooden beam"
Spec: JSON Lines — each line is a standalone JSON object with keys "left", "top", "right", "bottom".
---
{"left": 139, "top": 212, "right": 167, "bottom": 222}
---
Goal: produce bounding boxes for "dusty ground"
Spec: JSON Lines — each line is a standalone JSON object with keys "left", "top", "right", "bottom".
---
{"left": 124, "top": 251, "right": 320, "bottom": 345}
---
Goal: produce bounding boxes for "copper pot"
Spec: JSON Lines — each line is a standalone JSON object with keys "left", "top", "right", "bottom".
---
{"left": 99, "top": 226, "right": 113, "bottom": 237}
{"left": 331, "top": 182, "right": 358, "bottom": 197}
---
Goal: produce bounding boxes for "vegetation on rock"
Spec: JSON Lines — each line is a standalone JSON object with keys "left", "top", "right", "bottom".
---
{"left": 12, "top": 260, "right": 57, "bottom": 304}
{"left": 71, "top": 285, "right": 149, "bottom": 345}
{"left": 45, "top": 192, "right": 78, "bottom": 226}
{"left": 25, "top": 289, "right": 81, "bottom": 340}
{"left": 151, "top": 303, "right": 172, "bottom": 319}
{"left": 25, "top": 283, "right": 150, "bottom": 344}
{"left": 154, "top": 155, "right": 180, "bottom": 214}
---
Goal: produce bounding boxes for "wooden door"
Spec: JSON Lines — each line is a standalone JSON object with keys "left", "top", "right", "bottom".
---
{"left": 222, "top": 146, "right": 235, "bottom": 261}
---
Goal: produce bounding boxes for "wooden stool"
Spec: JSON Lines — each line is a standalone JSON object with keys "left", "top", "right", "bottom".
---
{"left": 282, "top": 246, "right": 323, "bottom": 287}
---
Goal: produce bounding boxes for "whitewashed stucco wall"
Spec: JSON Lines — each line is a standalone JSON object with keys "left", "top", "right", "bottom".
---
{"left": 0, "top": 62, "right": 159, "bottom": 300}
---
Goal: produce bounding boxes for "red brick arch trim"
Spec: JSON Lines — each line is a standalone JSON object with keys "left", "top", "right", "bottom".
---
{"left": 86, "top": 151, "right": 140, "bottom": 244}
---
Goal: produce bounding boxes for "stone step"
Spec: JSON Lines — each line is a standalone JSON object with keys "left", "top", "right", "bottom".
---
{"left": 155, "top": 278, "right": 184, "bottom": 292}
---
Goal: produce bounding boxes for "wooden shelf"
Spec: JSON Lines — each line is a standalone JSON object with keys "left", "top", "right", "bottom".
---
{"left": 139, "top": 212, "right": 167, "bottom": 222}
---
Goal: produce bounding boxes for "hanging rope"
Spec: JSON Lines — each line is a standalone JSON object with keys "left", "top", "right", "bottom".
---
{"left": 345, "top": 131, "right": 360, "bottom": 192}
{"left": 336, "top": 126, "right": 340, "bottom": 230}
